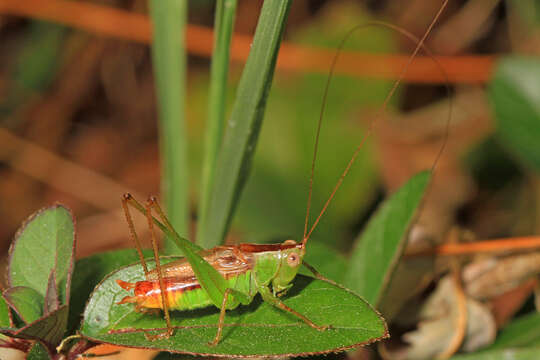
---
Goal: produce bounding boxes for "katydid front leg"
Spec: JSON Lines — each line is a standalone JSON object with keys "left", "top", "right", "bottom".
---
{"left": 258, "top": 286, "right": 329, "bottom": 331}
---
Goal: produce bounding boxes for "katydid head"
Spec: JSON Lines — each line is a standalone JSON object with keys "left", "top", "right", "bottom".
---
{"left": 272, "top": 240, "right": 305, "bottom": 293}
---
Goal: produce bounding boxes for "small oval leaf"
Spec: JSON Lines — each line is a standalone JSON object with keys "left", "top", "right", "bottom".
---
{"left": 81, "top": 261, "right": 387, "bottom": 357}
{"left": 16, "top": 305, "right": 68, "bottom": 346}
{"left": 0, "top": 295, "right": 11, "bottom": 328}
{"left": 8, "top": 204, "right": 76, "bottom": 305}
{"left": 484, "top": 313, "right": 540, "bottom": 350}
{"left": 345, "top": 171, "right": 431, "bottom": 306}
{"left": 3, "top": 286, "right": 43, "bottom": 324}
{"left": 26, "top": 340, "right": 52, "bottom": 360}
{"left": 0, "top": 305, "right": 68, "bottom": 347}
{"left": 451, "top": 347, "right": 540, "bottom": 360}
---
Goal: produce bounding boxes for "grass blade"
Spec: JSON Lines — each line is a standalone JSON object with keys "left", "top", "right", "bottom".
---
{"left": 149, "top": 0, "right": 189, "bottom": 253}
{"left": 198, "top": 0, "right": 237, "bottom": 244}
{"left": 198, "top": 0, "right": 293, "bottom": 248}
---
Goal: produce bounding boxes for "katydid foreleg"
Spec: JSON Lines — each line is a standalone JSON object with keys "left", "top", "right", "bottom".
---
{"left": 257, "top": 282, "right": 328, "bottom": 331}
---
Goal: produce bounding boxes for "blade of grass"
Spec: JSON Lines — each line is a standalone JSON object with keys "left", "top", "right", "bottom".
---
{"left": 198, "top": 0, "right": 293, "bottom": 248}
{"left": 198, "top": 0, "right": 237, "bottom": 244}
{"left": 149, "top": 0, "right": 189, "bottom": 254}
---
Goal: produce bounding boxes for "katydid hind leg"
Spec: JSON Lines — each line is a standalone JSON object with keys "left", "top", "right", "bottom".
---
{"left": 259, "top": 286, "right": 330, "bottom": 331}
{"left": 145, "top": 197, "right": 174, "bottom": 340}
{"left": 122, "top": 193, "right": 149, "bottom": 276}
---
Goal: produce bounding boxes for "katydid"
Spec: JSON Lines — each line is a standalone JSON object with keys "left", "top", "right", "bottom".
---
{"left": 115, "top": 0, "right": 450, "bottom": 346}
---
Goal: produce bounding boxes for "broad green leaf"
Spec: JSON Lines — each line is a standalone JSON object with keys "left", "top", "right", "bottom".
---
{"left": 344, "top": 171, "right": 431, "bottom": 306}
{"left": 149, "top": 0, "right": 189, "bottom": 253}
{"left": 489, "top": 56, "right": 540, "bottom": 170}
{"left": 26, "top": 340, "right": 52, "bottom": 360}
{"left": 450, "top": 313, "right": 540, "bottom": 359}
{"left": 451, "top": 347, "right": 540, "bottom": 359}
{"left": 0, "top": 305, "right": 68, "bottom": 346}
{"left": 0, "top": 294, "right": 12, "bottom": 328}
{"left": 486, "top": 313, "right": 540, "bottom": 350}
{"left": 198, "top": 0, "right": 293, "bottom": 248}
{"left": 68, "top": 249, "right": 152, "bottom": 335}
{"left": 81, "top": 261, "right": 387, "bottom": 357}
{"left": 8, "top": 205, "right": 75, "bottom": 305}
{"left": 3, "top": 286, "right": 43, "bottom": 324}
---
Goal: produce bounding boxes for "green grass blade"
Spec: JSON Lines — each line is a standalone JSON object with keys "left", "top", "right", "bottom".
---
{"left": 149, "top": 0, "right": 189, "bottom": 254}
{"left": 198, "top": 0, "right": 237, "bottom": 245}
{"left": 198, "top": 0, "right": 293, "bottom": 248}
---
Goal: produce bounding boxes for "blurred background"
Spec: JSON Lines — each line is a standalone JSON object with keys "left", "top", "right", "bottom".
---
{"left": 0, "top": 0, "right": 539, "bottom": 358}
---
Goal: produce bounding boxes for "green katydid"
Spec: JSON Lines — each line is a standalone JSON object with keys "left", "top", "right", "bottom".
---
{"left": 113, "top": 0, "right": 450, "bottom": 348}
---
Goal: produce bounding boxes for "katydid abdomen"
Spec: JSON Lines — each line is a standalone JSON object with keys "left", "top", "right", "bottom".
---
{"left": 117, "top": 270, "right": 254, "bottom": 311}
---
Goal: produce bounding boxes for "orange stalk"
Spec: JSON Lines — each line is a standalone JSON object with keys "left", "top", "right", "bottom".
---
{"left": 0, "top": 0, "right": 494, "bottom": 84}
{"left": 409, "top": 236, "right": 540, "bottom": 256}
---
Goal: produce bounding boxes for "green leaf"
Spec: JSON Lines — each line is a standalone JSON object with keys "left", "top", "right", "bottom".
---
{"left": 81, "top": 261, "right": 387, "bottom": 357}
{"left": 8, "top": 204, "right": 75, "bottom": 305}
{"left": 3, "top": 286, "right": 43, "bottom": 324}
{"left": 489, "top": 56, "right": 540, "bottom": 170}
{"left": 0, "top": 296, "right": 11, "bottom": 328}
{"left": 149, "top": 0, "right": 189, "bottom": 253}
{"left": 486, "top": 313, "right": 540, "bottom": 350}
{"left": 0, "top": 305, "right": 68, "bottom": 346}
{"left": 451, "top": 347, "right": 540, "bottom": 359}
{"left": 198, "top": 0, "right": 293, "bottom": 248}
{"left": 199, "top": 0, "right": 238, "bottom": 244}
{"left": 450, "top": 306, "right": 540, "bottom": 359}
{"left": 26, "top": 340, "right": 52, "bottom": 360}
{"left": 344, "top": 171, "right": 431, "bottom": 306}
{"left": 68, "top": 249, "right": 152, "bottom": 335}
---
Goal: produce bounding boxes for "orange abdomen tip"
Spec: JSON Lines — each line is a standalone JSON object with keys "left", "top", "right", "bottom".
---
{"left": 116, "top": 279, "right": 135, "bottom": 291}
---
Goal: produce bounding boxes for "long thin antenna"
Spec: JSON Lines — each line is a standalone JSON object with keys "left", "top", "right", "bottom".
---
{"left": 302, "top": 0, "right": 450, "bottom": 246}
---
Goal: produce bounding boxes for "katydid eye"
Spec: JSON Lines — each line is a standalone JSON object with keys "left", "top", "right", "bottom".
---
{"left": 287, "top": 253, "right": 300, "bottom": 267}
{"left": 284, "top": 239, "right": 296, "bottom": 245}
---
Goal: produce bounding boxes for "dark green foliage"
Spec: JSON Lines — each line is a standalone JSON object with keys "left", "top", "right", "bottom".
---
{"left": 345, "top": 171, "right": 431, "bottom": 306}
{"left": 197, "top": 0, "right": 293, "bottom": 248}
